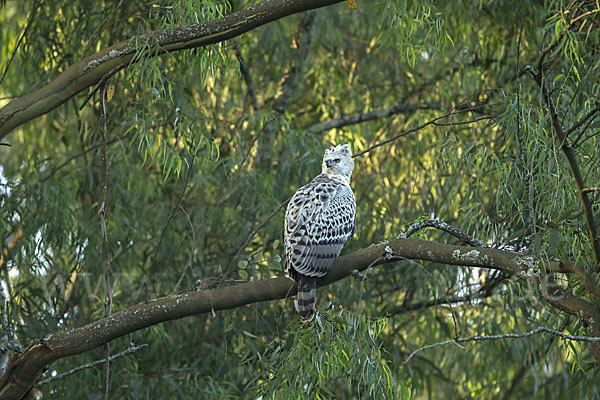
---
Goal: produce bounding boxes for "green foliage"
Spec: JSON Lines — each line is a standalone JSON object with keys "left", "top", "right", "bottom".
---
{"left": 257, "top": 309, "right": 408, "bottom": 399}
{"left": 126, "top": 0, "right": 234, "bottom": 180}
{"left": 377, "top": 0, "right": 451, "bottom": 67}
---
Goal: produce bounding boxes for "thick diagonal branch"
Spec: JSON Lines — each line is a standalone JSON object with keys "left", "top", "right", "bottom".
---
{"left": 0, "top": 0, "right": 344, "bottom": 140}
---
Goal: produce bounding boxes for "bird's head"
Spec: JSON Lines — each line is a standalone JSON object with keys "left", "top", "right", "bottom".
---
{"left": 322, "top": 144, "right": 354, "bottom": 178}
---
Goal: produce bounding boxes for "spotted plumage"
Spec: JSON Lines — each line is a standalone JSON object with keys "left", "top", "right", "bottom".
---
{"left": 284, "top": 144, "right": 356, "bottom": 322}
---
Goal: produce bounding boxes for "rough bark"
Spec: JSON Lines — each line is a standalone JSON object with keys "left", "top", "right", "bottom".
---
{"left": 0, "top": 0, "right": 344, "bottom": 141}
{"left": 0, "top": 237, "right": 594, "bottom": 399}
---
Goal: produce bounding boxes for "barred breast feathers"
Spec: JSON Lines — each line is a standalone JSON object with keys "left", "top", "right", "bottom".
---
{"left": 284, "top": 173, "right": 356, "bottom": 279}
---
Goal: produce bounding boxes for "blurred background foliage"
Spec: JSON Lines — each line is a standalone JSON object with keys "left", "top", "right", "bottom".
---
{"left": 1, "top": 0, "right": 600, "bottom": 398}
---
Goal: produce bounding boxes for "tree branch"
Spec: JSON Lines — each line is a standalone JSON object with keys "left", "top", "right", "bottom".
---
{"left": 534, "top": 272, "right": 600, "bottom": 364}
{"left": 386, "top": 291, "right": 493, "bottom": 316}
{"left": 352, "top": 110, "right": 496, "bottom": 158}
{"left": 401, "top": 326, "right": 600, "bottom": 365}
{"left": 223, "top": 196, "right": 290, "bottom": 277}
{"left": 0, "top": 286, "right": 21, "bottom": 378}
{"left": 306, "top": 102, "right": 436, "bottom": 134}
{"left": 399, "top": 218, "right": 485, "bottom": 247}
{"left": 99, "top": 84, "right": 112, "bottom": 400}
{"left": 0, "top": 0, "right": 345, "bottom": 141}
{"left": 234, "top": 42, "right": 259, "bottom": 111}
{"left": 565, "top": 106, "right": 600, "bottom": 138}
{"left": 37, "top": 344, "right": 148, "bottom": 387}
{"left": 0, "top": 238, "right": 581, "bottom": 399}
{"left": 153, "top": 154, "right": 195, "bottom": 265}
{"left": 39, "top": 132, "right": 132, "bottom": 185}
{"left": 272, "top": 10, "right": 316, "bottom": 113}
{"left": 255, "top": 9, "right": 317, "bottom": 164}
{"left": 0, "top": 0, "right": 41, "bottom": 88}
{"left": 526, "top": 65, "right": 600, "bottom": 266}
{"left": 305, "top": 56, "right": 500, "bottom": 135}
{"left": 535, "top": 4, "right": 600, "bottom": 72}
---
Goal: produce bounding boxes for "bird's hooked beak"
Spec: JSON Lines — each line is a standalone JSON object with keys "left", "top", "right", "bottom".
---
{"left": 326, "top": 159, "right": 334, "bottom": 168}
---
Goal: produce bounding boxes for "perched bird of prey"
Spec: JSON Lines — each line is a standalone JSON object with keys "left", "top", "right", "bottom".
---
{"left": 284, "top": 144, "right": 356, "bottom": 322}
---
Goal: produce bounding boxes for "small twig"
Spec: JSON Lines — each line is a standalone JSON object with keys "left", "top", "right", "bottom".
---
{"left": 560, "top": 59, "right": 596, "bottom": 132}
{"left": 572, "top": 115, "right": 600, "bottom": 148}
{"left": 79, "top": 65, "right": 126, "bottom": 111}
{"left": 352, "top": 111, "right": 495, "bottom": 158}
{"left": 399, "top": 219, "right": 485, "bottom": 248}
{"left": 0, "top": 284, "right": 21, "bottom": 377}
{"left": 515, "top": 18, "right": 538, "bottom": 245}
{"left": 173, "top": 205, "right": 197, "bottom": 293}
{"left": 82, "top": 0, "right": 125, "bottom": 58}
{"left": 566, "top": 106, "right": 600, "bottom": 137}
{"left": 387, "top": 291, "right": 492, "bottom": 316}
{"left": 99, "top": 84, "right": 112, "bottom": 400}
{"left": 306, "top": 56, "right": 495, "bottom": 135}
{"left": 402, "top": 327, "right": 600, "bottom": 364}
{"left": 430, "top": 114, "right": 496, "bottom": 127}
{"left": 153, "top": 154, "right": 195, "bottom": 264}
{"left": 272, "top": 10, "right": 316, "bottom": 113}
{"left": 0, "top": 0, "right": 41, "bottom": 88}
{"left": 236, "top": 113, "right": 279, "bottom": 174}
{"left": 37, "top": 344, "right": 148, "bottom": 386}
{"left": 306, "top": 102, "right": 436, "bottom": 134}
{"left": 352, "top": 112, "right": 449, "bottom": 158}
{"left": 526, "top": 65, "right": 600, "bottom": 266}
{"left": 0, "top": 143, "right": 10, "bottom": 147}
{"left": 40, "top": 132, "right": 133, "bottom": 185}
{"left": 223, "top": 197, "right": 291, "bottom": 278}
{"left": 234, "top": 41, "right": 259, "bottom": 111}
{"left": 535, "top": 4, "right": 600, "bottom": 73}
{"left": 574, "top": 128, "right": 600, "bottom": 149}
{"left": 41, "top": 119, "right": 168, "bottom": 186}
{"left": 515, "top": 18, "right": 524, "bottom": 154}
{"left": 220, "top": 113, "right": 280, "bottom": 203}
{"left": 569, "top": 6, "right": 600, "bottom": 26}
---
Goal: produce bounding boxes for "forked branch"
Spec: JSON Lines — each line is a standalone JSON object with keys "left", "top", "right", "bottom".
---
{"left": 0, "top": 238, "right": 583, "bottom": 399}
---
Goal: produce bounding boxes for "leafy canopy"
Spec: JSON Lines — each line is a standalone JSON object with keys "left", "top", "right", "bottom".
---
{"left": 1, "top": 0, "right": 600, "bottom": 398}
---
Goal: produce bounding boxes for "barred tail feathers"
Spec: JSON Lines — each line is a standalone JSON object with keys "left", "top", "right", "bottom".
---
{"left": 296, "top": 275, "right": 316, "bottom": 323}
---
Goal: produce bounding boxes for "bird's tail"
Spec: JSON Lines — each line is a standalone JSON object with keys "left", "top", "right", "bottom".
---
{"left": 296, "top": 275, "right": 316, "bottom": 323}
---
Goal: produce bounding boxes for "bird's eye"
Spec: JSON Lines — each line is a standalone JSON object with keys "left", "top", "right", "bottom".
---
{"left": 334, "top": 158, "right": 340, "bottom": 163}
